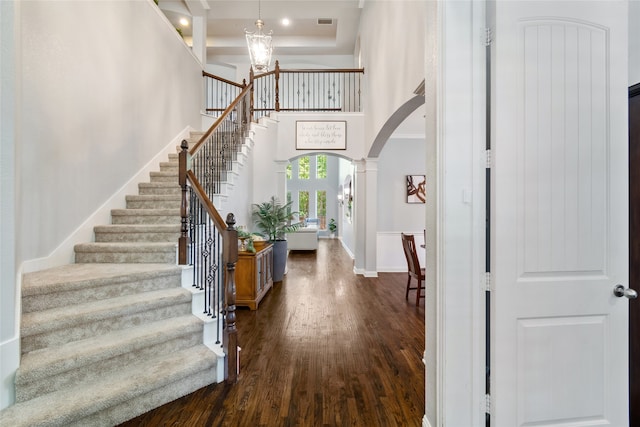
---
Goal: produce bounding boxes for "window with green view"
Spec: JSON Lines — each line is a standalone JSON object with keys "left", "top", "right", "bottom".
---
{"left": 299, "top": 191, "right": 309, "bottom": 218}
{"left": 298, "top": 156, "right": 310, "bottom": 179}
{"left": 316, "top": 155, "right": 327, "bottom": 179}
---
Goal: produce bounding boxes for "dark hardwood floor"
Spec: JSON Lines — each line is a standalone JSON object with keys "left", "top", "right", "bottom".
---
{"left": 119, "top": 239, "right": 425, "bottom": 426}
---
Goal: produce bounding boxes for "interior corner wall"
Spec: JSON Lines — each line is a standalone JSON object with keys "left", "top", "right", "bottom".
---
{"left": 358, "top": 1, "right": 426, "bottom": 154}
{"left": 17, "top": 0, "right": 202, "bottom": 265}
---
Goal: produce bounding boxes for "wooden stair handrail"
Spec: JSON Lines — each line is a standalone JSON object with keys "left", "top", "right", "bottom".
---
{"left": 202, "top": 70, "right": 246, "bottom": 89}
{"left": 190, "top": 83, "right": 253, "bottom": 156}
{"left": 186, "top": 170, "right": 227, "bottom": 230}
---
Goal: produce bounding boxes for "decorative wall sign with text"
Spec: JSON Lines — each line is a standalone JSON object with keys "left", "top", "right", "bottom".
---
{"left": 296, "top": 121, "right": 347, "bottom": 150}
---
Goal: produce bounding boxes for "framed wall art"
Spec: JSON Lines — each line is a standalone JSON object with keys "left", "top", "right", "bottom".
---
{"left": 296, "top": 121, "right": 347, "bottom": 150}
{"left": 406, "top": 175, "right": 426, "bottom": 204}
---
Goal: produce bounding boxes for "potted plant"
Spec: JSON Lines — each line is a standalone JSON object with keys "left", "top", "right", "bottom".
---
{"left": 328, "top": 218, "right": 337, "bottom": 238}
{"left": 252, "top": 196, "right": 300, "bottom": 282}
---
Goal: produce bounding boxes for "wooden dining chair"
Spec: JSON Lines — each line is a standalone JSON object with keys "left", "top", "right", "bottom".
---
{"left": 401, "top": 233, "right": 425, "bottom": 306}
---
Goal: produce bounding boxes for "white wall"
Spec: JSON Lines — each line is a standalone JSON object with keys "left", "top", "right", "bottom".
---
{"left": 251, "top": 118, "right": 281, "bottom": 207}
{"left": 376, "top": 137, "right": 426, "bottom": 272}
{"left": 377, "top": 138, "right": 426, "bottom": 231}
{"left": 630, "top": 0, "right": 640, "bottom": 86}
{"left": 18, "top": 0, "right": 202, "bottom": 263}
{"left": 275, "top": 113, "right": 366, "bottom": 162}
{"left": 358, "top": 1, "right": 426, "bottom": 154}
{"left": 0, "top": 0, "right": 20, "bottom": 410}
{"left": 1, "top": 0, "right": 203, "bottom": 409}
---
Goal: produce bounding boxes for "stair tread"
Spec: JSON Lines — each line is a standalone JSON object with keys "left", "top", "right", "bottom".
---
{"left": 0, "top": 345, "right": 216, "bottom": 427}
{"left": 111, "top": 208, "right": 180, "bottom": 215}
{"left": 17, "top": 315, "right": 202, "bottom": 384}
{"left": 125, "top": 194, "right": 181, "bottom": 200}
{"left": 138, "top": 182, "right": 180, "bottom": 187}
{"left": 21, "top": 264, "right": 182, "bottom": 296}
{"left": 94, "top": 224, "right": 180, "bottom": 232}
{"left": 74, "top": 242, "right": 177, "bottom": 252}
{"left": 150, "top": 171, "right": 178, "bottom": 176}
{"left": 21, "top": 287, "right": 191, "bottom": 337}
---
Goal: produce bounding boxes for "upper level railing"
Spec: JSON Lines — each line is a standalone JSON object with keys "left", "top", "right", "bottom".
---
{"left": 203, "top": 61, "right": 364, "bottom": 122}
{"left": 251, "top": 61, "right": 364, "bottom": 121}
{"left": 203, "top": 71, "right": 246, "bottom": 116}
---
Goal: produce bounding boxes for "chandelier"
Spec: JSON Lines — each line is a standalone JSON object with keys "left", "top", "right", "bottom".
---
{"left": 245, "top": 0, "right": 273, "bottom": 74}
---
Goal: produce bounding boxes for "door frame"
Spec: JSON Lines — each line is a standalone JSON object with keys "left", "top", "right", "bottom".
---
{"left": 426, "top": 1, "right": 488, "bottom": 426}
{"left": 628, "top": 81, "right": 640, "bottom": 426}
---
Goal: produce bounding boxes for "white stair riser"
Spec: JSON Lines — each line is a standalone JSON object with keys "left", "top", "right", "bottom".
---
{"left": 75, "top": 250, "right": 176, "bottom": 264}
{"left": 126, "top": 199, "right": 181, "bottom": 209}
{"left": 111, "top": 214, "right": 181, "bottom": 225}
{"left": 95, "top": 231, "right": 180, "bottom": 243}
{"left": 138, "top": 184, "right": 181, "bottom": 196}
{"left": 149, "top": 172, "right": 178, "bottom": 183}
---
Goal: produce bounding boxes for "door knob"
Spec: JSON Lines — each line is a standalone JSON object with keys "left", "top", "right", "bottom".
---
{"left": 613, "top": 284, "right": 638, "bottom": 299}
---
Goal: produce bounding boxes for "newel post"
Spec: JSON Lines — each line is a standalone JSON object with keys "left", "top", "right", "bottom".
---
{"left": 274, "top": 60, "right": 280, "bottom": 112}
{"left": 241, "top": 78, "right": 250, "bottom": 132}
{"left": 178, "top": 140, "right": 189, "bottom": 265}
{"left": 249, "top": 67, "right": 255, "bottom": 121}
{"left": 223, "top": 213, "right": 239, "bottom": 383}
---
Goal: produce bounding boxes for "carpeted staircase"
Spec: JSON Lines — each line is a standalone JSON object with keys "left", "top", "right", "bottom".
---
{"left": 0, "top": 133, "right": 226, "bottom": 427}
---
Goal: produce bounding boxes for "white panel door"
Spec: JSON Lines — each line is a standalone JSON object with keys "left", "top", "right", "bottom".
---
{"left": 491, "top": 1, "right": 629, "bottom": 426}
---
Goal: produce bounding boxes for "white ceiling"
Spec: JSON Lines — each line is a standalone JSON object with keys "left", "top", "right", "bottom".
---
{"left": 158, "top": 0, "right": 363, "bottom": 61}
{"left": 157, "top": 0, "right": 424, "bottom": 140}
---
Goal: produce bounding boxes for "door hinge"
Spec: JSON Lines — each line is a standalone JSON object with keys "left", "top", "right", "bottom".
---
{"left": 485, "top": 149, "right": 492, "bottom": 169}
{"left": 484, "top": 27, "right": 493, "bottom": 46}
{"left": 484, "top": 272, "right": 492, "bottom": 292}
{"left": 485, "top": 393, "right": 492, "bottom": 415}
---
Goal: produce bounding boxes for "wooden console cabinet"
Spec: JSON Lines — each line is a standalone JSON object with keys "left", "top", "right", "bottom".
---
{"left": 236, "top": 243, "right": 273, "bottom": 310}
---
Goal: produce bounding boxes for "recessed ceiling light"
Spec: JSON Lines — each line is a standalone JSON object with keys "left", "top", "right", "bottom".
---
{"left": 281, "top": 18, "right": 290, "bottom": 26}
{"left": 179, "top": 18, "right": 189, "bottom": 27}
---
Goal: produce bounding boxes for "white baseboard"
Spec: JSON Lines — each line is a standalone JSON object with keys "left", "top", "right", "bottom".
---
{"left": 0, "top": 336, "right": 19, "bottom": 410}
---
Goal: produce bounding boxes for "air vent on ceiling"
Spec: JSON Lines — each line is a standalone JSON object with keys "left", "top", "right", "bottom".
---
{"left": 317, "top": 18, "right": 334, "bottom": 25}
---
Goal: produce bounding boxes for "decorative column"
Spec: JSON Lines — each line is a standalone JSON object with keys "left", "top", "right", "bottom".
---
{"left": 191, "top": 15, "right": 207, "bottom": 65}
{"left": 364, "top": 158, "right": 378, "bottom": 277}
{"left": 353, "top": 159, "right": 366, "bottom": 274}
{"left": 274, "top": 160, "right": 289, "bottom": 204}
